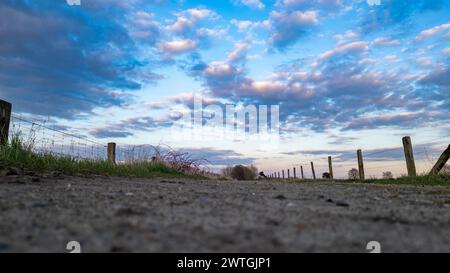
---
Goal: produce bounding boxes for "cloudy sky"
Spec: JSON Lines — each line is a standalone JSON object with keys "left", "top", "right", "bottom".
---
{"left": 1, "top": 0, "right": 449, "bottom": 177}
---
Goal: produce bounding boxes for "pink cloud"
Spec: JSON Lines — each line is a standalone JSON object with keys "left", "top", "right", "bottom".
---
{"left": 415, "top": 23, "right": 450, "bottom": 42}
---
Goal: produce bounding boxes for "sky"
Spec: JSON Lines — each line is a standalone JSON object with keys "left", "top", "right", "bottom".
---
{"left": 1, "top": 0, "right": 450, "bottom": 177}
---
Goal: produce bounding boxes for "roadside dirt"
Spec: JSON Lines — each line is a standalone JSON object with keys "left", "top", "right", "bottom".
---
{"left": 1, "top": 174, "right": 450, "bottom": 253}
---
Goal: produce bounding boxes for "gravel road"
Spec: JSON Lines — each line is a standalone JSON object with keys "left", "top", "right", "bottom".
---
{"left": 1, "top": 173, "right": 450, "bottom": 253}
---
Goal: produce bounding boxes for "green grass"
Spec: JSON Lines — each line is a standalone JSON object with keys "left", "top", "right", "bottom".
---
{"left": 362, "top": 175, "right": 450, "bottom": 186}
{"left": 0, "top": 136, "right": 203, "bottom": 179}
{"left": 272, "top": 175, "right": 450, "bottom": 186}
{"left": 296, "top": 175, "right": 450, "bottom": 186}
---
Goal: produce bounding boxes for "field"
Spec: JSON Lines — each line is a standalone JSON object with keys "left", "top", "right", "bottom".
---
{"left": 1, "top": 171, "right": 450, "bottom": 253}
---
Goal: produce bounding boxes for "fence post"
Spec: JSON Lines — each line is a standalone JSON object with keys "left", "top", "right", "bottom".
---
{"left": 282, "top": 170, "right": 285, "bottom": 179}
{"left": 429, "top": 144, "right": 450, "bottom": 175}
{"left": 287, "top": 169, "right": 290, "bottom": 179}
{"left": 311, "top": 162, "right": 316, "bottom": 180}
{"left": 328, "top": 156, "right": 334, "bottom": 180}
{"left": 402, "top": 136, "right": 417, "bottom": 177}
{"left": 300, "top": 166, "right": 304, "bottom": 179}
{"left": 278, "top": 172, "right": 280, "bottom": 179}
{"left": 357, "top": 149, "right": 365, "bottom": 180}
{"left": 293, "top": 167, "right": 297, "bottom": 179}
{"left": 107, "top": 142, "right": 116, "bottom": 164}
{"left": 0, "top": 99, "right": 12, "bottom": 145}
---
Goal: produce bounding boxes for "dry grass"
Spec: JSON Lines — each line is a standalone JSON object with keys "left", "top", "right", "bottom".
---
{"left": 0, "top": 133, "right": 207, "bottom": 179}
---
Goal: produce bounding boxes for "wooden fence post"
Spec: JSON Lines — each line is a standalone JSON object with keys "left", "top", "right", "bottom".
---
{"left": 287, "top": 169, "right": 290, "bottom": 179}
{"left": 402, "top": 136, "right": 417, "bottom": 177}
{"left": 357, "top": 149, "right": 365, "bottom": 180}
{"left": 293, "top": 167, "right": 297, "bottom": 179}
{"left": 282, "top": 170, "right": 285, "bottom": 179}
{"left": 278, "top": 172, "right": 280, "bottom": 179}
{"left": 300, "top": 166, "right": 304, "bottom": 179}
{"left": 311, "top": 162, "right": 316, "bottom": 180}
{"left": 107, "top": 142, "right": 116, "bottom": 164}
{"left": 429, "top": 144, "right": 450, "bottom": 175}
{"left": 328, "top": 156, "right": 334, "bottom": 180}
{"left": 0, "top": 99, "right": 12, "bottom": 145}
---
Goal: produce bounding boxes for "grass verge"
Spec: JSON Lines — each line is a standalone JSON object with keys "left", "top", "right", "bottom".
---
{"left": 292, "top": 176, "right": 450, "bottom": 186}
{"left": 362, "top": 175, "right": 450, "bottom": 186}
{"left": 271, "top": 174, "right": 450, "bottom": 186}
{"left": 0, "top": 137, "right": 204, "bottom": 179}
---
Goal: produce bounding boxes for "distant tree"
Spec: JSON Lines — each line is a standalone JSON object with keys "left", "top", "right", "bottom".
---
{"left": 222, "top": 165, "right": 233, "bottom": 177}
{"left": 249, "top": 164, "right": 258, "bottom": 178}
{"left": 348, "top": 168, "right": 359, "bottom": 180}
{"left": 382, "top": 171, "right": 394, "bottom": 179}
{"left": 231, "top": 165, "right": 257, "bottom": 180}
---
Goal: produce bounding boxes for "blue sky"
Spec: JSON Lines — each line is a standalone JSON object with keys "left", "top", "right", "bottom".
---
{"left": 1, "top": 0, "right": 450, "bottom": 177}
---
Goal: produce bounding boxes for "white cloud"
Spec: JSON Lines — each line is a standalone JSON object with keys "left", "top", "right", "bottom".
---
{"left": 373, "top": 36, "right": 401, "bottom": 47}
{"left": 160, "top": 39, "right": 198, "bottom": 55}
{"left": 184, "top": 8, "right": 216, "bottom": 21}
{"left": 415, "top": 56, "right": 440, "bottom": 69}
{"left": 248, "top": 81, "right": 286, "bottom": 93}
{"left": 230, "top": 19, "right": 270, "bottom": 32}
{"left": 278, "top": 0, "right": 342, "bottom": 9}
{"left": 227, "top": 42, "right": 250, "bottom": 63}
{"left": 271, "top": 10, "right": 319, "bottom": 26}
{"left": 166, "top": 8, "right": 217, "bottom": 33}
{"left": 196, "top": 27, "right": 228, "bottom": 38}
{"left": 416, "top": 23, "right": 450, "bottom": 42}
{"left": 384, "top": 55, "right": 399, "bottom": 63}
{"left": 334, "top": 30, "right": 360, "bottom": 45}
{"left": 268, "top": 10, "right": 319, "bottom": 48}
{"left": 132, "top": 11, "right": 157, "bottom": 28}
{"left": 204, "top": 62, "right": 237, "bottom": 77}
{"left": 234, "top": 0, "right": 265, "bottom": 10}
{"left": 319, "top": 41, "right": 369, "bottom": 61}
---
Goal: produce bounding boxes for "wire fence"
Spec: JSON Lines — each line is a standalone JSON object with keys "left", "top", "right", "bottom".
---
{"left": 9, "top": 114, "right": 107, "bottom": 161}
{"left": 7, "top": 113, "right": 209, "bottom": 174}
{"left": 4, "top": 106, "right": 449, "bottom": 179}
{"left": 268, "top": 136, "right": 450, "bottom": 179}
